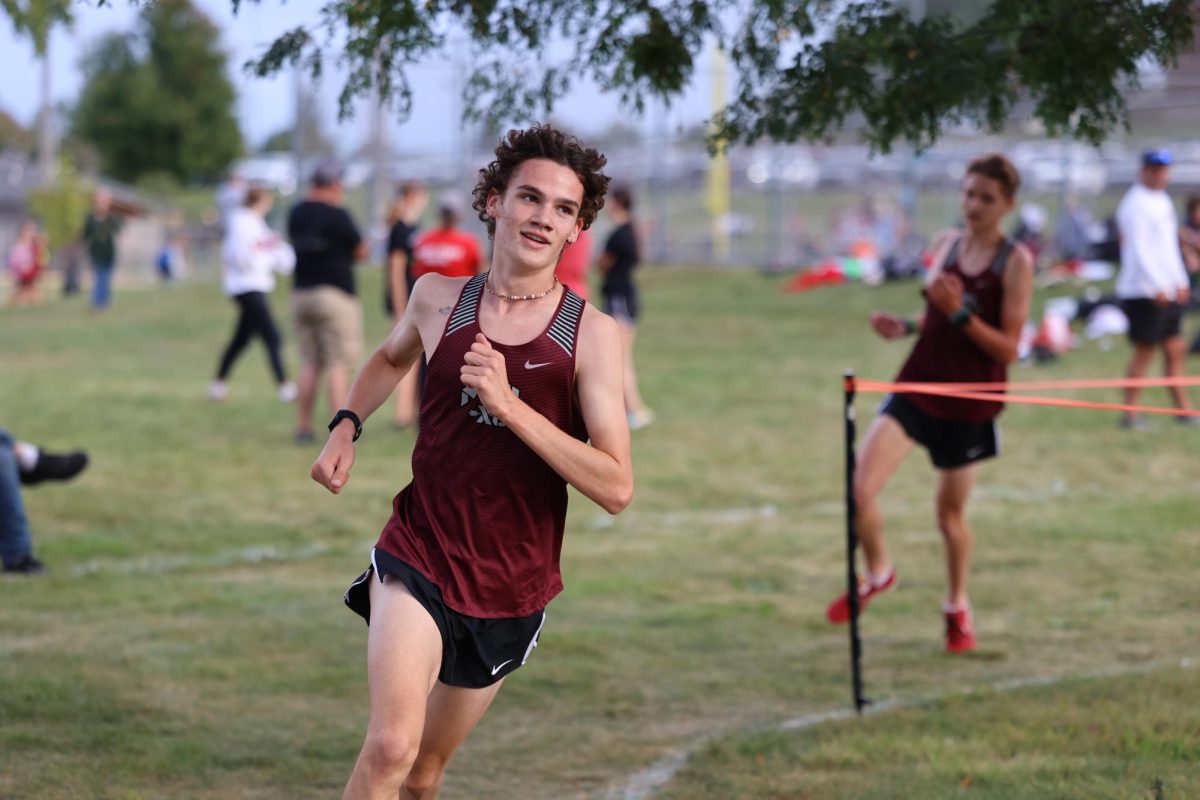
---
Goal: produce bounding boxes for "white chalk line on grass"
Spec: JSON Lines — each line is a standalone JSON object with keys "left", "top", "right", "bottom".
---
{"left": 68, "top": 542, "right": 338, "bottom": 577}
{"left": 66, "top": 505, "right": 784, "bottom": 575}
{"left": 66, "top": 507, "right": 786, "bottom": 575}
{"left": 67, "top": 506, "right": 779, "bottom": 578}
{"left": 590, "top": 505, "right": 779, "bottom": 530}
{"left": 608, "top": 654, "right": 1198, "bottom": 800}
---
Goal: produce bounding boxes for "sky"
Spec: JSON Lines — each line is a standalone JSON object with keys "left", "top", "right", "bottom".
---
{"left": 0, "top": 0, "right": 713, "bottom": 157}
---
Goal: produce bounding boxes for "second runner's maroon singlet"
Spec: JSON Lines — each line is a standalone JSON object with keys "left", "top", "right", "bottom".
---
{"left": 377, "top": 273, "right": 590, "bottom": 618}
{"left": 896, "top": 237, "right": 1014, "bottom": 423}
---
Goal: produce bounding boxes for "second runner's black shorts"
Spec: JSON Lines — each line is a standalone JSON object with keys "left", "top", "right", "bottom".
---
{"left": 881, "top": 392, "right": 999, "bottom": 470}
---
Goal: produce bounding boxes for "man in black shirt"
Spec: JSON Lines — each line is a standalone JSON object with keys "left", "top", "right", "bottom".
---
{"left": 385, "top": 182, "right": 428, "bottom": 317}
{"left": 599, "top": 187, "right": 654, "bottom": 429}
{"left": 82, "top": 187, "right": 123, "bottom": 310}
{"left": 288, "top": 161, "right": 368, "bottom": 443}
{"left": 384, "top": 182, "right": 428, "bottom": 428}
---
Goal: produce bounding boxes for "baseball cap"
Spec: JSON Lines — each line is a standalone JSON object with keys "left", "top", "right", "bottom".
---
{"left": 1142, "top": 149, "right": 1173, "bottom": 167}
{"left": 311, "top": 159, "right": 345, "bottom": 187}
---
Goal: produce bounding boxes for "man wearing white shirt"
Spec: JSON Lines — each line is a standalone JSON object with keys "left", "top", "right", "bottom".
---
{"left": 210, "top": 186, "right": 298, "bottom": 403}
{"left": 1115, "top": 149, "right": 1195, "bottom": 428}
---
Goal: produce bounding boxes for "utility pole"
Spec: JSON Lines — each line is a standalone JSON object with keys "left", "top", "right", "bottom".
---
{"left": 291, "top": 65, "right": 304, "bottom": 197}
{"left": 707, "top": 43, "right": 730, "bottom": 264}
{"left": 649, "top": 98, "right": 669, "bottom": 265}
{"left": 367, "top": 54, "right": 389, "bottom": 236}
{"left": 37, "top": 36, "right": 55, "bottom": 182}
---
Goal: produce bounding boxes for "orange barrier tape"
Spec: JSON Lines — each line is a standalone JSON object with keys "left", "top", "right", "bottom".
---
{"left": 862, "top": 376, "right": 1200, "bottom": 392}
{"left": 856, "top": 379, "right": 1200, "bottom": 418}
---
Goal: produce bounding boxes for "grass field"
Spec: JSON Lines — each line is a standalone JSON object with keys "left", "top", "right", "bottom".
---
{"left": 2, "top": 266, "right": 1198, "bottom": 799}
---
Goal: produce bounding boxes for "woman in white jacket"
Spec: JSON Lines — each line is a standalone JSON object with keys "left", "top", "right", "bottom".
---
{"left": 210, "top": 187, "right": 297, "bottom": 402}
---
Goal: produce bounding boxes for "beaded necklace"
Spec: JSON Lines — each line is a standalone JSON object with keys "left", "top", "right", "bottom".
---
{"left": 484, "top": 272, "right": 559, "bottom": 301}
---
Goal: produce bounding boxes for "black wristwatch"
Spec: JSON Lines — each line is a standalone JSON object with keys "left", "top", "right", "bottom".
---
{"left": 948, "top": 307, "right": 972, "bottom": 328}
{"left": 328, "top": 409, "right": 363, "bottom": 441}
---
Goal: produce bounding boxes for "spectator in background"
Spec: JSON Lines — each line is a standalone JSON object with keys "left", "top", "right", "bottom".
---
{"left": 61, "top": 241, "right": 84, "bottom": 298}
{"left": 156, "top": 232, "right": 187, "bottom": 284}
{"left": 1179, "top": 196, "right": 1200, "bottom": 353}
{"left": 555, "top": 226, "right": 592, "bottom": 299}
{"left": 410, "top": 194, "right": 483, "bottom": 280}
{"left": 599, "top": 186, "right": 654, "bottom": 430}
{"left": 1114, "top": 149, "right": 1195, "bottom": 428}
{"left": 406, "top": 194, "right": 483, "bottom": 402}
{"left": 7, "top": 219, "right": 47, "bottom": 306}
{"left": 384, "top": 182, "right": 428, "bottom": 428}
{"left": 1010, "top": 203, "right": 1047, "bottom": 270}
{"left": 215, "top": 168, "right": 247, "bottom": 235}
{"left": 288, "top": 161, "right": 368, "bottom": 444}
{"left": 1054, "top": 194, "right": 1093, "bottom": 263}
{"left": 210, "top": 186, "right": 297, "bottom": 404}
{"left": 82, "top": 187, "right": 122, "bottom": 310}
{"left": 1178, "top": 194, "right": 1200, "bottom": 276}
{"left": 1, "top": 428, "right": 89, "bottom": 576}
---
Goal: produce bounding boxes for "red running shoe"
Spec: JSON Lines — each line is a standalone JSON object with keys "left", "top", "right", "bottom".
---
{"left": 825, "top": 569, "right": 897, "bottom": 624}
{"left": 944, "top": 607, "right": 976, "bottom": 653}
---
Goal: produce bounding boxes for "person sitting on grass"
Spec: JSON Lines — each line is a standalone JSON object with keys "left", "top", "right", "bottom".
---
{"left": 1, "top": 428, "right": 89, "bottom": 576}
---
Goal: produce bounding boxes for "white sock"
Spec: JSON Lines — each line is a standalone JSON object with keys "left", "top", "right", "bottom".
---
{"left": 868, "top": 568, "right": 893, "bottom": 588}
{"left": 943, "top": 601, "right": 970, "bottom": 614}
{"left": 13, "top": 442, "right": 39, "bottom": 472}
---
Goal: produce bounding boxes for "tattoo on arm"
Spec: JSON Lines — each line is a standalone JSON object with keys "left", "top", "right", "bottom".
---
{"left": 438, "top": 305, "right": 451, "bottom": 316}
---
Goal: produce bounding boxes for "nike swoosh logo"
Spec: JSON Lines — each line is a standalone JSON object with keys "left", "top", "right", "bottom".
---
{"left": 524, "top": 360, "right": 551, "bottom": 369}
{"left": 491, "top": 659, "right": 514, "bottom": 676}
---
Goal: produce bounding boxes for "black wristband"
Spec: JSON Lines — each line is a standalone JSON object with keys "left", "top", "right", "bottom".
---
{"left": 328, "top": 409, "right": 363, "bottom": 441}
{"left": 948, "top": 307, "right": 971, "bottom": 328}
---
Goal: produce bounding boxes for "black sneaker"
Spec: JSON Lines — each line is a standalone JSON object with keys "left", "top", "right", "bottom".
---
{"left": 2, "top": 555, "right": 46, "bottom": 575}
{"left": 19, "top": 450, "right": 89, "bottom": 485}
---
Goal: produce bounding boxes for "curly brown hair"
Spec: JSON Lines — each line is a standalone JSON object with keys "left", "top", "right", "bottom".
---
{"left": 472, "top": 124, "right": 611, "bottom": 238}
{"left": 965, "top": 153, "right": 1020, "bottom": 199}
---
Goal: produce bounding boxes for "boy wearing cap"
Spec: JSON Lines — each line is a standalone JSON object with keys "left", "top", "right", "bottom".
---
{"left": 288, "top": 161, "right": 370, "bottom": 442}
{"left": 1115, "top": 149, "right": 1196, "bottom": 428}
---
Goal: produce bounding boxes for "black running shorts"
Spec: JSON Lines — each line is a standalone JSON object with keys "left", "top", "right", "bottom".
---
{"left": 1121, "top": 298, "right": 1183, "bottom": 345}
{"left": 881, "top": 392, "right": 999, "bottom": 470}
{"left": 345, "top": 548, "right": 545, "bottom": 689}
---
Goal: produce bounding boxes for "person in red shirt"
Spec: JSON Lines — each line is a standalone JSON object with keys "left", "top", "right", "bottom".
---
{"left": 310, "top": 125, "right": 632, "bottom": 798}
{"left": 409, "top": 196, "right": 483, "bottom": 279}
{"left": 825, "top": 154, "right": 1034, "bottom": 654}
{"left": 554, "top": 225, "right": 591, "bottom": 299}
{"left": 7, "top": 220, "right": 47, "bottom": 306}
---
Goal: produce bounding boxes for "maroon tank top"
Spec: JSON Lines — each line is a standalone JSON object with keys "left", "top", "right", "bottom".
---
{"left": 377, "top": 273, "right": 590, "bottom": 618}
{"left": 896, "top": 237, "right": 1013, "bottom": 423}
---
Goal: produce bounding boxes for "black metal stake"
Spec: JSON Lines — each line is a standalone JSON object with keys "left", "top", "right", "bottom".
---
{"left": 844, "top": 370, "right": 869, "bottom": 713}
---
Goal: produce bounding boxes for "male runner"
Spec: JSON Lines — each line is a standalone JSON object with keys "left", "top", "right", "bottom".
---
{"left": 825, "top": 154, "right": 1034, "bottom": 653}
{"left": 310, "top": 124, "right": 632, "bottom": 799}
